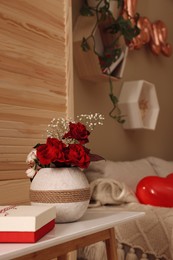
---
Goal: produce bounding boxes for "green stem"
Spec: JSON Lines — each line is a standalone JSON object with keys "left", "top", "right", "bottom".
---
{"left": 108, "top": 77, "right": 125, "bottom": 124}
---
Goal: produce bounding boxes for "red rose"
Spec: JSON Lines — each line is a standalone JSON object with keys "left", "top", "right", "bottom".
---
{"left": 36, "top": 144, "right": 50, "bottom": 165}
{"left": 63, "top": 122, "right": 90, "bottom": 144}
{"left": 66, "top": 144, "right": 90, "bottom": 169}
{"left": 37, "top": 137, "right": 66, "bottom": 165}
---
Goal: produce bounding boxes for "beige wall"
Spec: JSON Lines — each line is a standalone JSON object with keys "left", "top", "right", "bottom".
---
{"left": 73, "top": 0, "right": 173, "bottom": 161}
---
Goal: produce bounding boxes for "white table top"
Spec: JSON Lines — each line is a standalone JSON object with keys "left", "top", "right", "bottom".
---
{"left": 0, "top": 208, "right": 145, "bottom": 260}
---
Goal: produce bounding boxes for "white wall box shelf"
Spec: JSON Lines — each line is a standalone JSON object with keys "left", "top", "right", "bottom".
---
{"left": 118, "top": 80, "right": 160, "bottom": 130}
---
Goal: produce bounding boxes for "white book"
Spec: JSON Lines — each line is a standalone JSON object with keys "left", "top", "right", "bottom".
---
{"left": 115, "top": 46, "right": 128, "bottom": 78}
{"left": 103, "top": 50, "right": 125, "bottom": 74}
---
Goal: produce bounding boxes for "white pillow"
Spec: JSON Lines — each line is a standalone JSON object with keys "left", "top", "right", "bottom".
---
{"left": 85, "top": 159, "right": 157, "bottom": 192}
{"left": 147, "top": 157, "right": 173, "bottom": 177}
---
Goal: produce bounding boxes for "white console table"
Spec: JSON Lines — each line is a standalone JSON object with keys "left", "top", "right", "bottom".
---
{"left": 0, "top": 209, "right": 145, "bottom": 260}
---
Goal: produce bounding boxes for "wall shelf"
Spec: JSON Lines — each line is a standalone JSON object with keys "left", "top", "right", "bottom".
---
{"left": 73, "top": 15, "right": 128, "bottom": 83}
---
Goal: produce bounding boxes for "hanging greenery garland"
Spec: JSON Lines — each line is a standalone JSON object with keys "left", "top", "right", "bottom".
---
{"left": 80, "top": 0, "right": 140, "bottom": 123}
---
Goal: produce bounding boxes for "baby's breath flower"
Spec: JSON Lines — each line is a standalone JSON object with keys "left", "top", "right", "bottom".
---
{"left": 77, "top": 113, "right": 105, "bottom": 131}
{"left": 46, "top": 117, "right": 71, "bottom": 140}
{"left": 46, "top": 113, "right": 104, "bottom": 138}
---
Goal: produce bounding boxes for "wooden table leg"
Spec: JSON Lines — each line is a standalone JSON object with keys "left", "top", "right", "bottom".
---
{"left": 13, "top": 228, "right": 117, "bottom": 260}
{"left": 57, "top": 251, "right": 77, "bottom": 260}
{"left": 105, "top": 228, "right": 118, "bottom": 260}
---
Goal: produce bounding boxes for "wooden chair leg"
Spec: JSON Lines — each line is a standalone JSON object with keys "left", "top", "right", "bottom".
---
{"left": 105, "top": 228, "right": 118, "bottom": 260}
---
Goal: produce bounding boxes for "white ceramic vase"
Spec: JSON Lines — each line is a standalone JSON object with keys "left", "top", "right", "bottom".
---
{"left": 30, "top": 167, "right": 90, "bottom": 223}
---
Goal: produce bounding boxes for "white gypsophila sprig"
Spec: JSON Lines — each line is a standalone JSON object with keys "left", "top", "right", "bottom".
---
{"left": 46, "top": 113, "right": 104, "bottom": 141}
{"left": 46, "top": 117, "right": 72, "bottom": 140}
{"left": 77, "top": 113, "right": 105, "bottom": 131}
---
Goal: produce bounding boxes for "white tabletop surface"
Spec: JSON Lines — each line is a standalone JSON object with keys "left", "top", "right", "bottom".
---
{"left": 0, "top": 208, "right": 145, "bottom": 260}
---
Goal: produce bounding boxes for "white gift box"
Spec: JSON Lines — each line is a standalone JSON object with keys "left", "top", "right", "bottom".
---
{"left": 0, "top": 205, "right": 56, "bottom": 243}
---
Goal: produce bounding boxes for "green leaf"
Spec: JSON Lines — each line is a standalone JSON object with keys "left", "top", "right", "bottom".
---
{"left": 89, "top": 153, "right": 105, "bottom": 162}
{"left": 117, "top": 0, "right": 124, "bottom": 8}
{"left": 34, "top": 143, "right": 41, "bottom": 148}
{"left": 99, "top": 47, "right": 122, "bottom": 69}
{"left": 81, "top": 38, "right": 90, "bottom": 52}
{"left": 115, "top": 16, "right": 140, "bottom": 42}
{"left": 109, "top": 93, "right": 119, "bottom": 105}
{"left": 99, "top": 3, "right": 110, "bottom": 14}
{"left": 80, "top": 3, "right": 94, "bottom": 16}
{"left": 116, "top": 115, "right": 126, "bottom": 124}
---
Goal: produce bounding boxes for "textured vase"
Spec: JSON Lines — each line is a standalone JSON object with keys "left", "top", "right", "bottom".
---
{"left": 30, "top": 167, "right": 90, "bottom": 223}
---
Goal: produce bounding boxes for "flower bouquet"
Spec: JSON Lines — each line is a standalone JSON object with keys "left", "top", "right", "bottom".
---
{"left": 26, "top": 113, "right": 104, "bottom": 179}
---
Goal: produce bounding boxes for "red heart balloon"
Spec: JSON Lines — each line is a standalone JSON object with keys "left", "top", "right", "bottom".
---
{"left": 167, "top": 173, "right": 173, "bottom": 179}
{"left": 136, "top": 174, "right": 173, "bottom": 207}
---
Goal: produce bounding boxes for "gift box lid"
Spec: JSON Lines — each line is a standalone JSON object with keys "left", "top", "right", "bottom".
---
{"left": 0, "top": 205, "right": 56, "bottom": 232}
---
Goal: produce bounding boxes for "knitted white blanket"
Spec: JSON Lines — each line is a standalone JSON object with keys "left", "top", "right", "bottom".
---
{"left": 79, "top": 178, "right": 173, "bottom": 260}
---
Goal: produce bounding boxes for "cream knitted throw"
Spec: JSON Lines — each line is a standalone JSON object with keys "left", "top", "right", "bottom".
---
{"left": 89, "top": 178, "right": 138, "bottom": 206}
{"left": 116, "top": 203, "right": 173, "bottom": 259}
{"left": 78, "top": 178, "right": 173, "bottom": 260}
